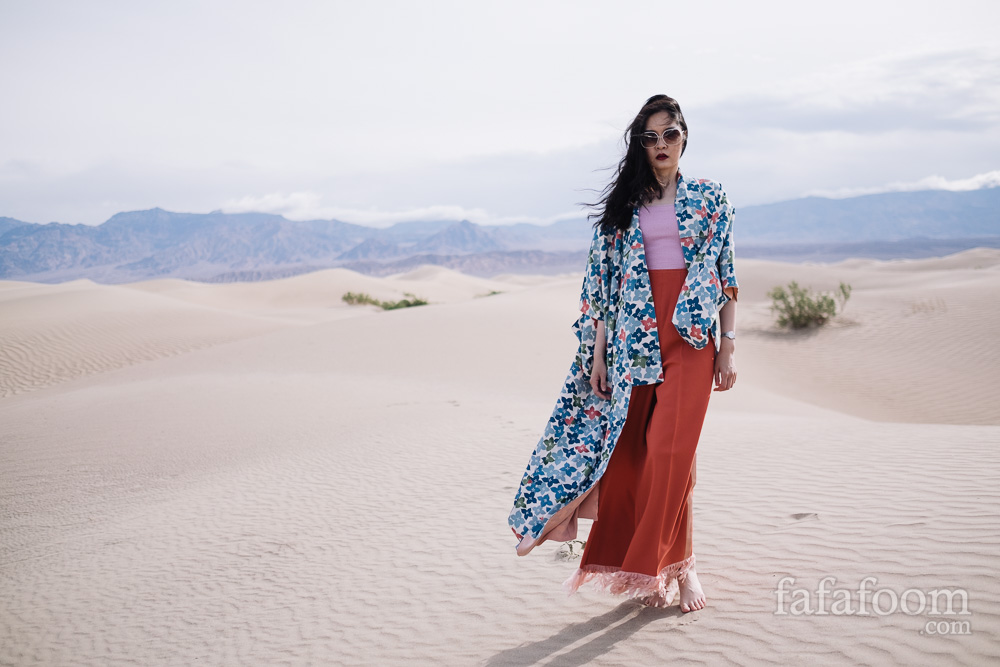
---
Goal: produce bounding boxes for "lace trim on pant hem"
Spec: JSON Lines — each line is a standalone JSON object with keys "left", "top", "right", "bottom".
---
{"left": 561, "top": 553, "right": 696, "bottom": 608}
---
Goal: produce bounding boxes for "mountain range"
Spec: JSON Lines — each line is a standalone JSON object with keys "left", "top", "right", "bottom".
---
{"left": 1, "top": 188, "right": 998, "bottom": 283}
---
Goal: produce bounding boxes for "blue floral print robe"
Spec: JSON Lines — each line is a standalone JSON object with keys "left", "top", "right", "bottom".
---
{"left": 508, "top": 175, "right": 739, "bottom": 556}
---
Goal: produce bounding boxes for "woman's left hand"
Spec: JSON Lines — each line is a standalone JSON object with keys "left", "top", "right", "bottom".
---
{"left": 713, "top": 344, "right": 737, "bottom": 391}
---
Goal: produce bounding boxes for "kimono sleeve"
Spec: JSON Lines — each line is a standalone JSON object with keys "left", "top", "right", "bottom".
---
{"left": 580, "top": 225, "right": 613, "bottom": 323}
{"left": 715, "top": 186, "right": 739, "bottom": 303}
{"left": 572, "top": 225, "right": 613, "bottom": 378}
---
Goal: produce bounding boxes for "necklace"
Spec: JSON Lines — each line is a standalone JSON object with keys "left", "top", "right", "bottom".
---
{"left": 656, "top": 167, "right": 681, "bottom": 187}
{"left": 656, "top": 172, "right": 675, "bottom": 189}
{"left": 656, "top": 177, "right": 676, "bottom": 196}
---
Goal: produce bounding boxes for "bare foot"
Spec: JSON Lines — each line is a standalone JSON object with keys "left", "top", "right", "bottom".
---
{"left": 678, "top": 568, "right": 706, "bottom": 613}
{"left": 639, "top": 591, "right": 668, "bottom": 608}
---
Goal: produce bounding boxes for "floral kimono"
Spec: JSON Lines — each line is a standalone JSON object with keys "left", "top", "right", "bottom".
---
{"left": 508, "top": 175, "right": 739, "bottom": 556}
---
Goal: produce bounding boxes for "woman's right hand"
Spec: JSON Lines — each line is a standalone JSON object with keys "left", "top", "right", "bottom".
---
{"left": 590, "top": 354, "right": 612, "bottom": 400}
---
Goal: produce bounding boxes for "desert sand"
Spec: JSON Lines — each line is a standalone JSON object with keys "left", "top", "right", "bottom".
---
{"left": 2, "top": 249, "right": 999, "bottom": 665}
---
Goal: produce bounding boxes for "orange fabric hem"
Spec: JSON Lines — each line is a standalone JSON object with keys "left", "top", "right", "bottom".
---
{"left": 562, "top": 553, "right": 696, "bottom": 608}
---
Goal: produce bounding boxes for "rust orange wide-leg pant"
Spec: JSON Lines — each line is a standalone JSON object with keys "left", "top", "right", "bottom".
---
{"left": 563, "top": 268, "right": 717, "bottom": 606}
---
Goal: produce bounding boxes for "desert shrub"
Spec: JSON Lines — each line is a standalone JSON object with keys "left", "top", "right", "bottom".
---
{"left": 381, "top": 292, "right": 428, "bottom": 310}
{"left": 767, "top": 281, "right": 851, "bottom": 329}
{"left": 555, "top": 539, "right": 587, "bottom": 561}
{"left": 342, "top": 291, "right": 381, "bottom": 307}
{"left": 342, "top": 291, "right": 427, "bottom": 310}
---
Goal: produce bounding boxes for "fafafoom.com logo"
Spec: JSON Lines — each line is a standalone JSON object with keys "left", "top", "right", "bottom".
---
{"left": 774, "top": 576, "right": 972, "bottom": 635}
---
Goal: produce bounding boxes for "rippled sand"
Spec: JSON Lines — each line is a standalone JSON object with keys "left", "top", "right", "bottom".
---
{"left": 2, "top": 250, "right": 998, "bottom": 665}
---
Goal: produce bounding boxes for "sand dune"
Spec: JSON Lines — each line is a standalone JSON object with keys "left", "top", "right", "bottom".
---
{"left": 0, "top": 270, "right": 524, "bottom": 398}
{"left": 0, "top": 279, "right": 292, "bottom": 398}
{"left": 1, "top": 248, "right": 998, "bottom": 665}
{"left": 732, "top": 252, "right": 999, "bottom": 425}
{"left": 833, "top": 247, "right": 1000, "bottom": 272}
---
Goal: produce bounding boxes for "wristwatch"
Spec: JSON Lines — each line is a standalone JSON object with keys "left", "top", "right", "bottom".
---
{"left": 720, "top": 330, "right": 736, "bottom": 340}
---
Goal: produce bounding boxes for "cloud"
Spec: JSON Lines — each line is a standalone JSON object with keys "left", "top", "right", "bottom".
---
{"left": 219, "top": 192, "right": 586, "bottom": 227}
{"left": 801, "top": 170, "right": 1000, "bottom": 199}
{"left": 221, "top": 192, "right": 324, "bottom": 218}
{"left": 695, "top": 48, "right": 1000, "bottom": 134}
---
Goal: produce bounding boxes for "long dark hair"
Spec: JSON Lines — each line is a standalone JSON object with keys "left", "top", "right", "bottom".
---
{"left": 584, "top": 95, "right": 689, "bottom": 234}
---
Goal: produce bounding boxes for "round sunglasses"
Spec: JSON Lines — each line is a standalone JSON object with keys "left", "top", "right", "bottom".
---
{"left": 634, "top": 128, "right": 685, "bottom": 148}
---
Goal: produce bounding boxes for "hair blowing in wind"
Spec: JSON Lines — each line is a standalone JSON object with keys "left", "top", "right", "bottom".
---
{"left": 584, "top": 94, "right": 689, "bottom": 235}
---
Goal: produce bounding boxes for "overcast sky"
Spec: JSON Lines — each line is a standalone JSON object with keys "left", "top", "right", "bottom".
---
{"left": 2, "top": 0, "right": 998, "bottom": 226}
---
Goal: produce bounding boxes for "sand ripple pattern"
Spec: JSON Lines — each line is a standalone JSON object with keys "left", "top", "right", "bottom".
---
{"left": 0, "top": 282, "right": 288, "bottom": 398}
{"left": 2, "top": 256, "right": 999, "bottom": 665}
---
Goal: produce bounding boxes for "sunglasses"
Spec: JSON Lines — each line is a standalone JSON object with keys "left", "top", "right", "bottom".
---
{"left": 635, "top": 128, "right": 685, "bottom": 148}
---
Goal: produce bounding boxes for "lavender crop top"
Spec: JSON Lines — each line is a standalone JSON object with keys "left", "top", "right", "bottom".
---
{"left": 638, "top": 203, "right": 686, "bottom": 269}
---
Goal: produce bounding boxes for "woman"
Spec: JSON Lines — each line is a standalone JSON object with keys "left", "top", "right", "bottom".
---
{"left": 507, "top": 95, "right": 739, "bottom": 612}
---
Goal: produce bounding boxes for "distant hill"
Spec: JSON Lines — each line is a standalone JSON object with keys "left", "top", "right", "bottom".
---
{"left": 1, "top": 188, "right": 998, "bottom": 283}
{"left": 737, "top": 188, "right": 1000, "bottom": 243}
